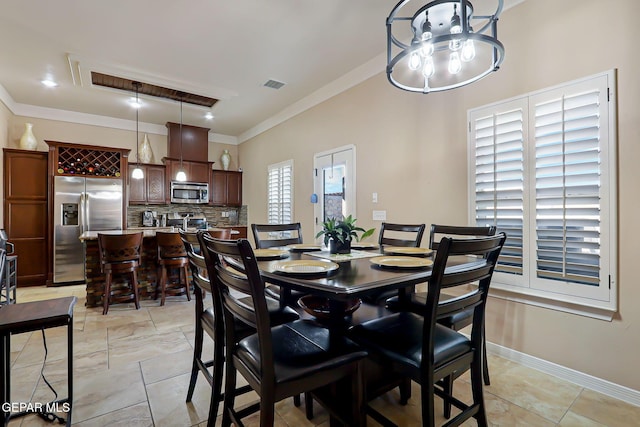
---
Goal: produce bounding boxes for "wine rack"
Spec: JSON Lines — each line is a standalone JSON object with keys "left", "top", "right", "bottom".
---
{"left": 56, "top": 146, "right": 122, "bottom": 177}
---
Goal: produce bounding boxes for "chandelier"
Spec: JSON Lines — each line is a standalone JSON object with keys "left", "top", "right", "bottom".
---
{"left": 386, "top": 0, "right": 504, "bottom": 93}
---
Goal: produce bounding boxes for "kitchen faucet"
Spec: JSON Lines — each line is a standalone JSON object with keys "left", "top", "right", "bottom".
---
{"left": 182, "top": 214, "right": 191, "bottom": 231}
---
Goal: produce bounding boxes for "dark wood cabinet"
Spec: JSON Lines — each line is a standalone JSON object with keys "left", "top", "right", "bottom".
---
{"left": 211, "top": 170, "right": 242, "bottom": 206}
{"left": 164, "top": 158, "right": 212, "bottom": 184}
{"left": 166, "top": 122, "right": 209, "bottom": 161}
{"left": 3, "top": 149, "right": 49, "bottom": 287}
{"left": 129, "top": 163, "right": 166, "bottom": 204}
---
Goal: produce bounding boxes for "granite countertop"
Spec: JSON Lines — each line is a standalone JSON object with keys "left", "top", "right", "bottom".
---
{"left": 79, "top": 227, "right": 242, "bottom": 241}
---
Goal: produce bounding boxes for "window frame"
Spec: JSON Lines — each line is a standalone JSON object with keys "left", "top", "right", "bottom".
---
{"left": 267, "top": 159, "right": 294, "bottom": 225}
{"left": 467, "top": 70, "right": 618, "bottom": 319}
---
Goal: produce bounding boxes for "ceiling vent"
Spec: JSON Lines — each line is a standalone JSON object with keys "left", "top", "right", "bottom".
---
{"left": 263, "top": 79, "right": 285, "bottom": 90}
{"left": 91, "top": 72, "right": 218, "bottom": 107}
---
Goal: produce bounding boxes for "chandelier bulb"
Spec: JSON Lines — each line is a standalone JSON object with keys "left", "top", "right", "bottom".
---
{"left": 132, "top": 167, "right": 144, "bottom": 180}
{"left": 461, "top": 39, "right": 476, "bottom": 62}
{"left": 408, "top": 51, "right": 422, "bottom": 70}
{"left": 175, "top": 170, "right": 187, "bottom": 182}
{"left": 448, "top": 51, "right": 462, "bottom": 74}
{"left": 422, "top": 56, "right": 435, "bottom": 78}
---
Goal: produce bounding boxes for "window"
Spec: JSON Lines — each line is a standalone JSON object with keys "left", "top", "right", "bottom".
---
{"left": 468, "top": 71, "right": 617, "bottom": 317}
{"left": 267, "top": 160, "right": 293, "bottom": 224}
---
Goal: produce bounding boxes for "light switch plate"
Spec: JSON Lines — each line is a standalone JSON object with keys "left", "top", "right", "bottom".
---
{"left": 372, "top": 210, "right": 386, "bottom": 221}
{"left": 372, "top": 192, "right": 378, "bottom": 203}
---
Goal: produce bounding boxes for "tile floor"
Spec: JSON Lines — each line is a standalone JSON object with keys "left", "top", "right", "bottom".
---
{"left": 4, "top": 285, "right": 640, "bottom": 426}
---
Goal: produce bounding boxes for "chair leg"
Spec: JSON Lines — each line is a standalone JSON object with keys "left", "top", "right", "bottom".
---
{"left": 259, "top": 397, "right": 276, "bottom": 427}
{"left": 470, "top": 353, "right": 488, "bottom": 427}
{"left": 160, "top": 266, "right": 168, "bottom": 306}
{"left": 221, "top": 356, "right": 237, "bottom": 427}
{"left": 102, "top": 272, "right": 111, "bottom": 315}
{"left": 186, "top": 322, "right": 203, "bottom": 402}
{"left": 131, "top": 270, "right": 140, "bottom": 310}
{"left": 183, "top": 266, "right": 191, "bottom": 301}
{"left": 482, "top": 335, "right": 490, "bottom": 386}
{"left": 208, "top": 325, "right": 225, "bottom": 427}
{"left": 442, "top": 375, "right": 453, "bottom": 419}
{"left": 293, "top": 394, "right": 301, "bottom": 407}
{"left": 399, "top": 376, "right": 411, "bottom": 405}
{"left": 305, "top": 392, "right": 314, "bottom": 420}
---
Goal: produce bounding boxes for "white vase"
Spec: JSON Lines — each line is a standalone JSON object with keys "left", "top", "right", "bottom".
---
{"left": 19, "top": 123, "right": 37, "bottom": 150}
{"left": 220, "top": 149, "right": 231, "bottom": 171}
{"left": 139, "top": 134, "right": 153, "bottom": 163}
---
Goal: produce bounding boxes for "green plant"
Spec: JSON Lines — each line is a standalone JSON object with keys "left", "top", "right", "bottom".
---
{"left": 315, "top": 215, "right": 375, "bottom": 246}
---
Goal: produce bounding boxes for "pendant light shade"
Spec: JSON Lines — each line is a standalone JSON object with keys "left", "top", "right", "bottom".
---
{"left": 386, "top": 0, "right": 504, "bottom": 93}
{"left": 175, "top": 95, "right": 187, "bottom": 182}
{"left": 131, "top": 82, "right": 144, "bottom": 179}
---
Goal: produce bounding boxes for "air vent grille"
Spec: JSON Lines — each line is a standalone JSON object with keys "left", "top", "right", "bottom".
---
{"left": 263, "top": 79, "right": 286, "bottom": 90}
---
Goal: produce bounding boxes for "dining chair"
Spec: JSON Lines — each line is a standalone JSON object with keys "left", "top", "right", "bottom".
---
{"left": 348, "top": 233, "right": 506, "bottom": 427}
{"left": 180, "top": 230, "right": 300, "bottom": 426}
{"left": 251, "top": 222, "right": 303, "bottom": 248}
{"left": 97, "top": 232, "right": 143, "bottom": 315}
{"left": 386, "top": 225, "right": 497, "bottom": 381}
{"left": 200, "top": 234, "right": 368, "bottom": 427}
{"left": 362, "top": 222, "right": 426, "bottom": 305}
{"left": 251, "top": 222, "right": 307, "bottom": 305}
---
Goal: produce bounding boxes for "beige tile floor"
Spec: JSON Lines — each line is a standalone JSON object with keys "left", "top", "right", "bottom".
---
{"left": 4, "top": 285, "right": 640, "bottom": 426}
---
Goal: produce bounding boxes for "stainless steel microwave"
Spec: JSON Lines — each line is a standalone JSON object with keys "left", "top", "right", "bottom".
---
{"left": 170, "top": 181, "right": 209, "bottom": 204}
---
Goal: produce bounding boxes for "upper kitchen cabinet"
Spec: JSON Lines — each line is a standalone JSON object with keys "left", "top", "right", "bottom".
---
{"left": 166, "top": 122, "right": 209, "bottom": 161}
{"left": 164, "top": 158, "right": 212, "bottom": 184}
{"left": 211, "top": 170, "right": 242, "bottom": 206}
{"left": 129, "top": 163, "right": 166, "bottom": 204}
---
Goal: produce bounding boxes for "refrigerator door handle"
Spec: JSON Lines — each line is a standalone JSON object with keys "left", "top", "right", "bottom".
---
{"left": 80, "top": 192, "right": 87, "bottom": 233}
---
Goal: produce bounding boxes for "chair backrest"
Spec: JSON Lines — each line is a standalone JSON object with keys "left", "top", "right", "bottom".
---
{"left": 97, "top": 232, "right": 143, "bottom": 265}
{"left": 0, "top": 229, "right": 14, "bottom": 255}
{"left": 428, "top": 224, "right": 497, "bottom": 251}
{"left": 208, "top": 228, "right": 232, "bottom": 240}
{"left": 0, "top": 248, "right": 6, "bottom": 289}
{"left": 421, "top": 233, "right": 506, "bottom": 364}
{"left": 251, "top": 223, "right": 303, "bottom": 249}
{"left": 180, "top": 230, "right": 212, "bottom": 295}
{"left": 378, "top": 222, "right": 426, "bottom": 247}
{"left": 199, "top": 234, "right": 277, "bottom": 378}
{"left": 156, "top": 231, "right": 187, "bottom": 259}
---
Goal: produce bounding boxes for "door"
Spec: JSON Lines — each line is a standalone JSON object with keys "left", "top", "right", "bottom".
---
{"left": 313, "top": 145, "right": 356, "bottom": 237}
{"left": 85, "top": 178, "right": 123, "bottom": 231}
{"left": 54, "top": 176, "right": 84, "bottom": 283}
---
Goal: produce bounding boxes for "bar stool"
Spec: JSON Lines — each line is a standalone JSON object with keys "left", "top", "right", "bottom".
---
{"left": 97, "top": 232, "right": 143, "bottom": 315}
{"left": 156, "top": 232, "right": 190, "bottom": 306}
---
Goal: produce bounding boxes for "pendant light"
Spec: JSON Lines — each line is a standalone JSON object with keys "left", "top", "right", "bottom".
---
{"left": 175, "top": 94, "right": 187, "bottom": 182}
{"left": 131, "top": 82, "right": 144, "bottom": 179}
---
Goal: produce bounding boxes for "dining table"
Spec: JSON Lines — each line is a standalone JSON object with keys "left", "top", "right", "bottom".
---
{"left": 254, "top": 246, "right": 437, "bottom": 425}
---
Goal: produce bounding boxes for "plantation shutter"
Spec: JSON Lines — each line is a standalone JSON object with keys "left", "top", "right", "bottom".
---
{"left": 471, "top": 99, "right": 526, "bottom": 278}
{"left": 531, "top": 86, "right": 603, "bottom": 287}
{"left": 267, "top": 161, "right": 293, "bottom": 224}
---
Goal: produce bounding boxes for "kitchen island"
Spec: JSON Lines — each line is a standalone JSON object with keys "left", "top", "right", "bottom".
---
{"left": 79, "top": 227, "right": 244, "bottom": 307}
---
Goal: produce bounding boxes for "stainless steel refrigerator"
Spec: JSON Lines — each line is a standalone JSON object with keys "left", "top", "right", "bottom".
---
{"left": 53, "top": 176, "right": 123, "bottom": 284}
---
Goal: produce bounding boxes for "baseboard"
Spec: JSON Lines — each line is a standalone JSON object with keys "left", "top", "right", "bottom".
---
{"left": 487, "top": 342, "right": 640, "bottom": 408}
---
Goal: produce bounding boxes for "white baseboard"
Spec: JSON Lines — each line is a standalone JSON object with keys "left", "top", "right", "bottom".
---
{"left": 487, "top": 342, "right": 640, "bottom": 408}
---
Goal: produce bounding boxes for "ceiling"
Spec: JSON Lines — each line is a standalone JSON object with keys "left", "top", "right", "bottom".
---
{"left": 0, "top": 0, "right": 522, "bottom": 144}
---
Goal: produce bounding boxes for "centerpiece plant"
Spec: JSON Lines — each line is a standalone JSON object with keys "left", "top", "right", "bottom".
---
{"left": 315, "top": 215, "right": 375, "bottom": 254}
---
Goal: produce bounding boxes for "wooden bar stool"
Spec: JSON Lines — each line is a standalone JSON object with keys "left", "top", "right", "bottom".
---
{"left": 156, "top": 232, "right": 190, "bottom": 306}
{"left": 97, "top": 232, "right": 143, "bottom": 315}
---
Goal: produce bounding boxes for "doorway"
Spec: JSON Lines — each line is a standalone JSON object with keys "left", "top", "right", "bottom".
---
{"left": 313, "top": 145, "right": 356, "bottom": 237}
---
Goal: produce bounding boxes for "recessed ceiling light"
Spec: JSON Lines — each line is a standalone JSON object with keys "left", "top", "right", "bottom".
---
{"left": 41, "top": 79, "right": 58, "bottom": 87}
{"left": 205, "top": 112, "right": 214, "bottom": 120}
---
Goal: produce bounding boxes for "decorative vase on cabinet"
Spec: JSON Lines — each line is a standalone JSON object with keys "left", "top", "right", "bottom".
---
{"left": 19, "top": 123, "right": 38, "bottom": 150}
{"left": 139, "top": 133, "right": 153, "bottom": 163}
{"left": 220, "top": 149, "right": 231, "bottom": 171}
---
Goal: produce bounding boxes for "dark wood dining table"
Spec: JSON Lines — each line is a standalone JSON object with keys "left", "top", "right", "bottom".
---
{"left": 258, "top": 249, "right": 434, "bottom": 320}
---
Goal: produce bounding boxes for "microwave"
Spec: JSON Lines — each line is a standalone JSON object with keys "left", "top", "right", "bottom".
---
{"left": 170, "top": 181, "right": 209, "bottom": 204}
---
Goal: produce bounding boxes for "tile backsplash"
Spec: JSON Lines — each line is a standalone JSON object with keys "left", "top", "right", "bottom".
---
{"left": 127, "top": 204, "right": 247, "bottom": 228}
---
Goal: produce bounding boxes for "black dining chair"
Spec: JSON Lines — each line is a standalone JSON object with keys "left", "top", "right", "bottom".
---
{"left": 362, "top": 222, "right": 426, "bottom": 305}
{"left": 386, "top": 224, "right": 497, "bottom": 418}
{"left": 200, "top": 234, "right": 368, "bottom": 427}
{"left": 180, "top": 230, "right": 299, "bottom": 426}
{"left": 251, "top": 222, "right": 308, "bottom": 306}
{"left": 348, "top": 233, "right": 506, "bottom": 427}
